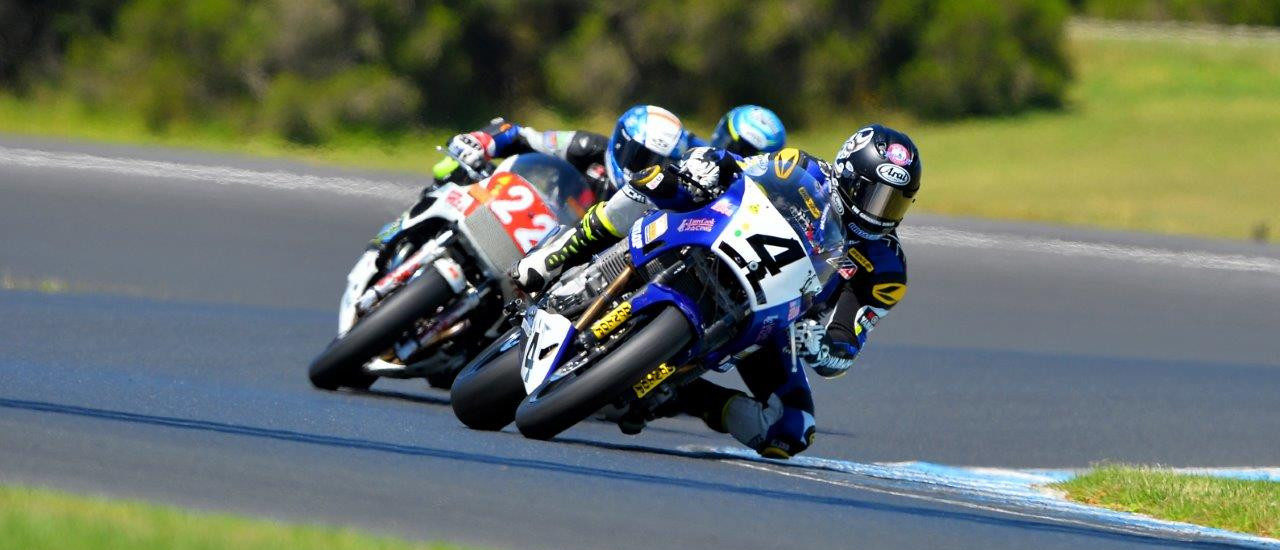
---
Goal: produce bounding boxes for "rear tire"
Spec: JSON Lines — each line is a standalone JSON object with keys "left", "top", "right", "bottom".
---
{"left": 514, "top": 306, "right": 691, "bottom": 440}
{"left": 308, "top": 270, "right": 455, "bottom": 391}
{"left": 450, "top": 331, "right": 526, "bottom": 430}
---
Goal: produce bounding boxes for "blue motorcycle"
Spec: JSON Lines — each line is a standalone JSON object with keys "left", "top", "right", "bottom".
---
{"left": 450, "top": 155, "right": 846, "bottom": 439}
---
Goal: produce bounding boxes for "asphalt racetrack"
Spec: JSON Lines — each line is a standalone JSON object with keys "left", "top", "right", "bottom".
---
{"left": 3, "top": 135, "right": 1279, "bottom": 549}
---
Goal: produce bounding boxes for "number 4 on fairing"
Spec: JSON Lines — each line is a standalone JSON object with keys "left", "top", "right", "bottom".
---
{"left": 718, "top": 233, "right": 805, "bottom": 304}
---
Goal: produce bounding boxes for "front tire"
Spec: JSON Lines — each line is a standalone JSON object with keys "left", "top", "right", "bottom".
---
{"left": 308, "top": 270, "right": 455, "bottom": 391}
{"left": 514, "top": 306, "right": 691, "bottom": 440}
{"left": 450, "top": 331, "right": 526, "bottom": 430}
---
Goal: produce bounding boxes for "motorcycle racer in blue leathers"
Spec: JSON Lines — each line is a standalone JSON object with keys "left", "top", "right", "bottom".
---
{"left": 510, "top": 125, "right": 920, "bottom": 458}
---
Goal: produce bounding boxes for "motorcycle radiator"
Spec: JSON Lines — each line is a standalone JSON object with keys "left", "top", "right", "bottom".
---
{"left": 460, "top": 208, "right": 525, "bottom": 276}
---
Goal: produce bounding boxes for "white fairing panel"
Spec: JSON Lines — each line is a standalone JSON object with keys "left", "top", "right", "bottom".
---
{"left": 338, "top": 249, "right": 380, "bottom": 335}
{"left": 413, "top": 182, "right": 472, "bottom": 226}
{"left": 520, "top": 310, "right": 574, "bottom": 394}
{"left": 712, "top": 181, "right": 817, "bottom": 311}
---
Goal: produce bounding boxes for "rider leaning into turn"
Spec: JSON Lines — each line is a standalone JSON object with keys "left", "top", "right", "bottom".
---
{"left": 511, "top": 125, "right": 921, "bottom": 459}
{"left": 442, "top": 104, "right": 787, "bottom": 200}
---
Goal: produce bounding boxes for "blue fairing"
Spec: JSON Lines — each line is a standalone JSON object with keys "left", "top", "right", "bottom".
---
{"left": 620, "top": 159, "right": 846, "bottom": 366}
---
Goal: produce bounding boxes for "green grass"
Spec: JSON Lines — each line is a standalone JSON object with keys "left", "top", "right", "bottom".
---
{"left": 788, "top": 30, "right": 1280, "bottom": 240}
{"left": 0, "top": 485, "right": 472, "bottom": 550}
{"left": 3, "top": 26, "right": 1279, "bottom": 240}
{"left": 1053, "top": 466, "right": 1280, "bottom": 538}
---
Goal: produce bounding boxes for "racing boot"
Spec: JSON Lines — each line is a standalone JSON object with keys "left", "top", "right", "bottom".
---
{"left": 511, "top": 203, "right": 621, "bottom": 293}
{"left": 678, "top": 377, "right": 745, "bottom": 434}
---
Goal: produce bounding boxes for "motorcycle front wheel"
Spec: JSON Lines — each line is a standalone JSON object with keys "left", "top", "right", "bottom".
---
{"left": 308, "top": 270, "right": 454, "bottom": 391}
{"left": 514, "top": 306, "right": 691, "bottom": 440}
{"left": 450, "top": 329, "right": 526, "bottom": 430}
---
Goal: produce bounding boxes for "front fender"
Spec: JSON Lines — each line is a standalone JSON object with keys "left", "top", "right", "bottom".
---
{"left": 624, "top": 283, "right": 705, "bottom": 359}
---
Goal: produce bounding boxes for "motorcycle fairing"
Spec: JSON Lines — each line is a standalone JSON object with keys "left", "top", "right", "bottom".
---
{"left": 520, "top": 308, "right": 576, "bottom": 394}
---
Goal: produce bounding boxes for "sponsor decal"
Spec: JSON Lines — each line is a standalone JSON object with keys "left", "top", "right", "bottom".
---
{"left": 787, "top": 299, "right": 802, "bottom": 321}
{"left": 444, "top": 189, "right": 471, "bottom": 212}
{"left": 590, "top": 302, "right": 632, "bottom": 339}
{"left": 827, "top": 185, "right": 845, "bottom": 216}
{"left": 630, "top": 220, "right": 644, "bottom": 248}
{"left": 876, "top": 163, "right": 911, "bottom": 185}
{"left": 756, "top": 315, "right": 779, "bottom": 340}
{"left": 773, "top": 148, "right": 801, "bottom": 179}
{"left": 847, "top": 248, "right": 875, "bottom": 272}
{"left": 871, "top": 282, "right": 907, "bottom": 305}
{"left": 677, "top": 217, "right": 716, "bottom": 232}
{"left": 644, "top": 213, "right": 668, "bottom": 244}
{"left": 621, "top": 184, "right": 648, "bottom": 202}
{"left": 633, "top": 363, "right": 677, "bottom": 397}
{"left": 886, "top": 143, "right": 912, "bottom": 166}
{"left": 710, "top": 199, "right": 736, "bottom": 217}
{"left": 797, "top": 187, "right": 821, "bottom": 218}
{"left": 826, "top": 256, "right": 859, "bottom": 279}
{"left": 749, "top": 203, "right": 761, "bottom": 215}
{"left": 639, "top": 169, "right": 665, "bottom": 190}
{"left": 857, "top": 306, "right": 881, "bottom": 333}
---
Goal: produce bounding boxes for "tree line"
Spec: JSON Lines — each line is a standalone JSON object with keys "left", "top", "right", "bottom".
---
{"left": 2, "top": 0, "right": 1075, "bottom": 143}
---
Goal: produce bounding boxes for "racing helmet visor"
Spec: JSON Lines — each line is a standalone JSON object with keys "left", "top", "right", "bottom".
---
{"left": 841, "top": 177, "right": 915, "bottom": 230}
{"left": 611, "top": 135, "right": 673, "bottom": 178}
{"left": 710, "top": 117, "right": 761, "bottom": 157}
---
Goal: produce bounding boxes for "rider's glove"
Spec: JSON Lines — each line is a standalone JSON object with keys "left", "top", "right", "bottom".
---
{"left": 447, "top": 132, "right": 493, "bottom": 171}
{"left": 794, "top": 318, "right": 860, "bottom": 378}
{"left": 676, "top": 147, "right": 723, "bottom": 202}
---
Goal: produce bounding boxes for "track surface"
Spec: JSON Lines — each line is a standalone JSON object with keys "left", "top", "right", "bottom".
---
{"left": 3, "top": 136, "right": 1278, "bottom": 549}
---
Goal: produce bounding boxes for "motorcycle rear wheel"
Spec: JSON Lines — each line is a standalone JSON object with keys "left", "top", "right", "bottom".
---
{"left": 308, "top": 270, "right": 454, "bottom": 391}
{"left": 514, "top": 306, "right": 691, "bottom": 440}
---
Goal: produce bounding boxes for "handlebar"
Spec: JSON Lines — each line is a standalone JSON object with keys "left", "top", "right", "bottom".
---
{"left": 436, "top": 145, "right": 494, "bottom": 182}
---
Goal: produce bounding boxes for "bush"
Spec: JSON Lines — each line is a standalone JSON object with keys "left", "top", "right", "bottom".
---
{"left": 900, "top": 0, "right": 1070, "bottom": 119}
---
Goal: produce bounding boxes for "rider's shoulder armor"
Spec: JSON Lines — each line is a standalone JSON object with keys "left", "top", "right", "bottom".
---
{"left": 846, "top": 231, "right": 908, "bottom": 310}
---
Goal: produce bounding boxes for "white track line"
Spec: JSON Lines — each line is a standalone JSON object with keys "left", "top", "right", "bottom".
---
{"left": 4, "top": 145, "right": 1278, "bottom": 277}
{"left": 900, "top": 226, "right": 1280, "bottom": 276}
{"left": 0, "top": 145, "right": 419, "bottom": 202}
{"left": 687, "top": 446, "right": 1280, "bottom": 548}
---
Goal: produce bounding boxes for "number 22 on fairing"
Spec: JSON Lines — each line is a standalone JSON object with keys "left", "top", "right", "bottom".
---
{"left": 485, "top": 174, "right": 558, "bottom": 253}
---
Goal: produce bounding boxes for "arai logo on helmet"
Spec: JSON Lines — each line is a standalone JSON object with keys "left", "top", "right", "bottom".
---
{"left": 875, "top": 163, "right": 911, "bottom": 185}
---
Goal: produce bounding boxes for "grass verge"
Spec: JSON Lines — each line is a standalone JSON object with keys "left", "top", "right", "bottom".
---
{"left": 1052, "top": 465, "right": 1280, "bottom": 538}
{"left": 2, "top": 25, "right": 1278, "bottom": 240}
{"left": 0, "top": 484, "right": 472, "bottom": 550}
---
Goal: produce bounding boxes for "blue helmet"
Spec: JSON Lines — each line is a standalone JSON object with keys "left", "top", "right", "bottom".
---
{"left": 710, "top": 105, "right": 786, "bottom": 156}
{"left": 605, "top": 105, "right": 687, "bottom": 188}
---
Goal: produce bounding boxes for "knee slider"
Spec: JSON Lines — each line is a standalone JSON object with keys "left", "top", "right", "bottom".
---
{"left": 723, "top": 395, "right": 815, "bottom": 459}
{"left": 760, "top": 421, "right": 816, "bottom": 460}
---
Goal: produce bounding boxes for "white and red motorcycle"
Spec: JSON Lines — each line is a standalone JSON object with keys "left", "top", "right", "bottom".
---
{"left": 307, "top": 153, "right": 598, "bottom": 391}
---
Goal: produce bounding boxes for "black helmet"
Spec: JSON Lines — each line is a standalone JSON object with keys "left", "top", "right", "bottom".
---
{"left": 831, "top": 124, "right": 921, "bottom": 239}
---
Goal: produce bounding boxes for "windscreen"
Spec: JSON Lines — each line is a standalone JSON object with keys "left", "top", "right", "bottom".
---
{"left": 505, "top": 153, "right": 597, "bottom": 224}
{"left": 743, "top": 162, "right": 846, "bottom": 284}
